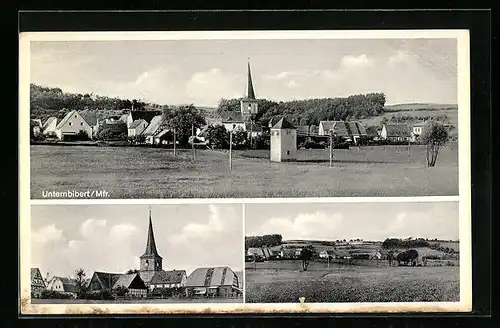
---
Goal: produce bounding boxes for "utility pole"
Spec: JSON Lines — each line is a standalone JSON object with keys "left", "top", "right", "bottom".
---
{"left": 191, "top": 123, "right": 196, "bottom": 161}
{"left": 329, "top": 130, "right": 333, "bottom": 168}
{"left": 327, "top": 255, "right": 330, "bottom": 269}
{"left": 250, "top": 119, "right": 253, "bottom": 149}
{"left": 173, "top": 128, "right": 176, "bottom": 157}
{"left": 229, "top": 130, "right": 233, "bottom": 171}
{"left": 408, "top": 136, "right": 411, "bottom": 156}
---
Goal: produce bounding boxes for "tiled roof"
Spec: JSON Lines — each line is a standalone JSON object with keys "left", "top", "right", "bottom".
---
{"left": 319, "top": 121, "right": 350, "bottom": 137}
{"left": 80, "top": 111, "right": 98, "bottom": 126}
{"left": 220, "top": 111, "right": 245, "bottom": 123}
{"left": 55, "top": 110, "right": 77, "bottom": 129}
{"left": 53, "top": 277, "right": 79, "bottom": 293}
{"left": 384, "top": 124, "right": 411, "bottom": 137}
{"left": 141, "top": 115, "right": 164, "bottom": 136}
{"left": 129, "top": 119, "right": 147, "bottom": 129}
{"left": 42, "top": 117, "right": 57, "bottom": 129}
{"left": 150, "top": 270, "right": 186, "bottom": 285}
{"left": 93, "top": 272, "right": 122, "bottom": 290}
{"left": 131, "top": 111, "right": 162, "bottom": 123}
{"left": 112, "top": 273, "right": 147, "bottom": 290}
{"left": 185, "top": 267, "right": 236, "bottom": 287}
{"left": 245, "top": 122, "right": 263, "bottom": 132}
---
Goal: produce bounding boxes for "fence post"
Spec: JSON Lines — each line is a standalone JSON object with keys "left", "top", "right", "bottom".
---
{"left": 173, "top": 128, "right": 176, "bottom": 157}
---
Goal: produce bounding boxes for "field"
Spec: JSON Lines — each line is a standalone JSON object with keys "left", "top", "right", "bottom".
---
{"left": 245, "top": 261, "right": 460, "bottom": 303}
{"left": 359, "top": 108, "right": 459, "bottom": 128}
{"left": 30, "top": 144, "right": 458, "bottom": 198}
{"left": 32, "top": 297, "right": 242, "bottom": 304}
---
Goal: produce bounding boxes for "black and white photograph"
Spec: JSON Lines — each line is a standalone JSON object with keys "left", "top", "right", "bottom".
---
{"left": 29, "top": 204, "right": 243, "bottom": 304}
{"left": 245, "top": 201, "right": 461, "bottom": 304}
{"left": 26, "top": 32, "right": 464, "bottom": 199}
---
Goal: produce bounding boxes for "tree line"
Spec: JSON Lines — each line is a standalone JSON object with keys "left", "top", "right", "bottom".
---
{"left": 218, "top": 93, "right": 386, "bottom": 127}
{"left": 245, "top": 234, "right": 283, "bottom": 249}
{"left": 381, "top": 238, "right": 431, "bottom": 249}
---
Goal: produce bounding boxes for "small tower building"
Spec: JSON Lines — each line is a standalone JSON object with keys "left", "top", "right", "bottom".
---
{"left": 270, "top": 117, "right": 297, "bottom": 162}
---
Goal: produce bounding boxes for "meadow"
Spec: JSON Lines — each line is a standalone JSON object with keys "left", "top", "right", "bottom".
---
{"left": 30, "top": 143, "right": 458, "bottom": 199}
{"left": 245, "top": 261, "right": 460, "bottom": 303}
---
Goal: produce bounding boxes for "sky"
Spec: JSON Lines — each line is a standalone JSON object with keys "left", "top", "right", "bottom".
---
{"left": 246, "top": 201, "right": 459, "bottom": 242}
{"left": 30, "top": 38, "right": 457, "bottom": 107}
{"left": 31, "top": 204, "right": 243, "bottom": 279}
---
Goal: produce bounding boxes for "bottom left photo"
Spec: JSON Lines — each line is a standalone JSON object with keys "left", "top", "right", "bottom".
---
{"left": 28, "top": 203, "right": 244, "bottom": 304}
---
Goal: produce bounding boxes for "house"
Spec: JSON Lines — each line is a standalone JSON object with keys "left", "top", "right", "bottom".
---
{"left": 369, "top": 250, "right": 383, "bottom": 260}
{"left": 142, "top": 115, "right": 165, "bottom": 144}
{"left": 247, "top": 247, "right": 265, "bottom": 257}
{"left": 411, "top": 122, "right": 425, "bottom": 141}
{"left": 380, "top": 124, "right": 411, "bottom": 141}
{"left": 131, "top": 111, "right": 162, "bottom": 124}
{"left": 128, "top": 119, "right": 149, "bottom": 137}
{"left": 88, "top": 272, "right": 148, "bottom": 297}
{"left": 55, "top": 110, "right": 94, "bottom": 140}
{"left": 185, "top": 266, "right": 242, "bottom": 298}
{"left": 98, "top": 121, "right": 128, "bottom": 138}
{"left": 153, "top": 129, "right": 173, "bottom": 145}
{"left": 221, "top": 111, "right": 246, "bottom": 132}
{"left": 119, "top": 113, "right": 134, "bottom": 128}
{"left": 46, "top": 276, "right": 78, "bottom": 298}
{"left": 319, "top": 250, "right": 337, "bottom": 260}
{"left": 294, "top": 248, "right": 303, "bottom": 257}
{"left": 270, "top": 117, "right": 297, "bottom": 162}
{"left": 42, "top": 117, "right": 58, "bottom": 136}
{"left": 148, "top": 270, "right": 187, "bottom": 291}
{"left": 80, "top": 111, "right": 100, "bottom": 137}
{"left": 318, "top": 121, "right": 350, "bottom": 138}
{"left": 245, "top": 121, "right": 263, "bottom": 137}
{"left": 31, "top": 268, "right": 46, "bottom": 297}
{"left": 347, "top": 121, "right": 368, "bottom": 144}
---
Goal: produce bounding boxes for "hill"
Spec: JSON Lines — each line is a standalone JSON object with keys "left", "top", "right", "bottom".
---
{"left": 384, "top": 103, "right": 458, "bottom": 112}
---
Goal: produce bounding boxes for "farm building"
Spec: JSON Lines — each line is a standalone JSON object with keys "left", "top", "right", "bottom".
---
{"left": 54, "top": 110, "right": 94, "bottom": 140}
{"left": 411, "top": 122, "right": 425, "bottom": 141}
{"left": 240, "top": 61, "right": 259, "bottom": 119}
{"left": 88, "top": 272, "right": 148, "bottom": 298}
{"left": 42, "top": 117, "right": 58, "bottom": 136}
{"left": 148, "top": 270, "right": 187, "bottom": 291}
{"left": 45, "top": 276, "right": 78, "bottom": 298}
{"left": 30, "top": 268, "right": 46, "bottom": 297}
{"left": 347, "top": 122, "right": 368, "bottom": 144}
{"left": 380, "top": 124, "right": 411, "bottom": 141}
{"left": 270, "top": 117, "right": 297, "bottom": 162}
{"left": 142, "top": 115, "right": 165, "bottom": 143}
{"left": 153, "top": 129, "right": 174, "bottom": 145}
{"left": 185, "top": 266, "right": 242, "bottom": 298}
{"left": 98, "top": 121, "right": 128, "bottom": 138}
{"left": 128, "top": 119, "right": 149, "bottom": 137}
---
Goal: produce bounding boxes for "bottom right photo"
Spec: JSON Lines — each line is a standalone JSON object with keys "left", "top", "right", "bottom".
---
{"left": 245, "top": 201, "right": 460, "bottom": 303}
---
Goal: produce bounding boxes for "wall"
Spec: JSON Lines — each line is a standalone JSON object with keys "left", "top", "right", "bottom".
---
{"left": 56, "top": 112, "right": 93, "bottom": 140}
{"left": 270, "top": 129, "right": 282, "bottom": 162}
{"left": 279, "top": 129, "right": 297, "bottom": 161}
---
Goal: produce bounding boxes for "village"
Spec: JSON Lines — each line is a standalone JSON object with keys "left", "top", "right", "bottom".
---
{"left": 31, "top": 210, "right": 243, "bottom": 303}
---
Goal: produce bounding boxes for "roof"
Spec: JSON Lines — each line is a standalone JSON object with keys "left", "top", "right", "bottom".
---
{"left": 129, "top": 119, "right": 148, "bottom": 129}
{"left": 383, "top": 124, "right": 411, "bottom": 137}
{"left": 271, "top": 117, "right": 296, "bottom": 130}
{"left": 141, "top": 115, "right": 164, "bottom": 136}
{"left": 220, "top": 111, "right": 245, "bottom": 123}
{"left": 319, "top": 121, "right": 350, "bottom": 137}
{"left": 413, "top": 122, "right": 426, "bottom": 127}
{"left": 348, "top": 122, "right": 368, "bottom": 136}
{"left": 247, "top": 248, "right": 264, "bottom": 256}
{"left": 80, "top": 111, "right": 98, "bottom": 126}
{"left": 150, "top": 270, "right": 186, "bottom": 284}
{"left": 42, "top": 117, "right": 57, "bottom": 129}
{"left": 92, "top": 272, "right": 122, "bottom": 290}
{"left": 185, "top": 267, "right": 236, "bottom": 287}
{"left": 119, "top": 114, "right": 130, "bottom": 123}
{"left": 197, "top": 125, "right": 210, "bottom": 137}
{"left": 112, "top": 273, "right": 146, "bottom": 289}
{"left": 245, "top": 61, "right": 256, "bottom": 99}
{"left": 52, "top": 276, "right": 79, "bottom": 293}
{"left": 131, "top": 111, "right": 162, "bottom": 123}
{"left": 100, "top": 121, "right": 127, "bottom": 133}
{"left": 31, "top": 268, "right": 40, "bottom": 277}
{"left": 154, "top": 129, "right": 172, "bottom": 139}
{"left": 245, "top": 122, "right": 262, "bottom": 132}
{"left": 55, "top": 110, "right": 77, "bottom": 129}
{"left": 141, "top": 210, "right": 162, "bottom": 258}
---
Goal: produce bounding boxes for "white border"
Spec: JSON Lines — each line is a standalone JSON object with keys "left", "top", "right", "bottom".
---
{"left": 19, "top": 29, "right": 472, "bottom": 314}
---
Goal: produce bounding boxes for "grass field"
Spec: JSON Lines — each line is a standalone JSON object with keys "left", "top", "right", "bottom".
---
{"left": 32, "top": 297, "right": 243, "bottom": 304}
{"left": 245, "top": 261, "right": 460, "bottom": 303}
{"left": 359, "top": 108, "right": 459, "bottom": 128}
{"left": 30, "top": 144, "right": 458, "bottom": 199}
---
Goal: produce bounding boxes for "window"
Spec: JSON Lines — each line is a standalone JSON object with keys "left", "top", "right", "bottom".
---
{"left": 80, "top": 122, "right": 83, "bottom": 126}
{"left": 69, "top": 122, "right": 72, "bottom": 126}
{"left": 287, "top": 150, "right": 290, "bottom": 155}
{"left": 74, "top": 115, "right": 77, "bottom": 118}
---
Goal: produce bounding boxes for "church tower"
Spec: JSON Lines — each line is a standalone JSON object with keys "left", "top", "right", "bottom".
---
{"left": 139, "top": 208, "right": 163, "bottom": 283}
{"left": 240, "top": 60, "right": 259, "bottom": 119}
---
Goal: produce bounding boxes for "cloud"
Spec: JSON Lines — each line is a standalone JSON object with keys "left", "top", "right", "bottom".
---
{"left": 262, "top": 71, "right": 292, "bottom": 81}
{"left": 31, "top": 219, "right": 142, "bottom": 278}
{"left": 185, "top": 68, "right": 242, "bottom": 105}
{"left": 340, "top": 54, "right": 374, "bottom": 68}
{"left": 387, "top": 50, "right": 415, "bottom": 67}
{"left": 287, "top": 80, "right": 299, "bottom": 88}
{"left": 250, "top": 211, "right": 344, "bottom": 240}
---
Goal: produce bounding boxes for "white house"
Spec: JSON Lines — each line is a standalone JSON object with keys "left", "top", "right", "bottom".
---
{"left": 55, "top": 110, "right": 94, "bottom": 140}
{"left": 42, "top": 117, "right": 58, "bottom": 136}
{"left": 411, "top": 122, "right": 425, "bottom": 142}
{"left": 270, "top": 117, "right": 297, "bottom": 162}
{"left": 380, "top": 123, "right": 411, "bottom": 141}
{"left": 128, "top": 119, "right": 149, "bottom": 137}
{"left": 46, "top": 276, "right": 78, "bottom": 298}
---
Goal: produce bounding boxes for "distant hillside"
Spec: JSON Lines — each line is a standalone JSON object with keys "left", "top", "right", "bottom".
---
{"left": 384, "top": 103, "right": 458, "bottom": 112}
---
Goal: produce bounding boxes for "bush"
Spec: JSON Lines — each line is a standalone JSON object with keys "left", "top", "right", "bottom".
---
{"left": 250, "top": 135, "right": 270, "bottom": 150}
{"left": 40, "top": 289, "right": 74, "bottom": 299}
{"left": 84, "top": 289, "right": 115, "bottom": 300}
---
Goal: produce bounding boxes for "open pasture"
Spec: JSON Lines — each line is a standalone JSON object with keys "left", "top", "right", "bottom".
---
{"left": 30, "top": 144, "right": 458, "bottom": 199}
{"left": 245, "top": 261, "right": 460, "bottom": 303}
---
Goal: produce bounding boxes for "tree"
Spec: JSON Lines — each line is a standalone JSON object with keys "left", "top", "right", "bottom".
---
{"left": 420, "top": 121, "right": 449, "bottom": 167}
{"left": 231, "top": 126, "right": 248, "bottom": 146}
{"left": 126, "top": 269, "right": 139, "bottom": 274}
{"left": 74, "top": 268, "right": 87, "bottom": 298}
{"left": 162, "top": 105, "right": 206, "bottom": 146}
{"left": 114, "top": 285, "right": 129, "bottom": 297}
{"left": 206, "top": 124, "right": 229, "bottom": 149}
{"left": 300, "top": 247, "right": 314, "bottom": 271}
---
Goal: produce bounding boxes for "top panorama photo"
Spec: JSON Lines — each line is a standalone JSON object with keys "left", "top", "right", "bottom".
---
{"left": 28, "top": 36, "right": 461, "bottom": 199}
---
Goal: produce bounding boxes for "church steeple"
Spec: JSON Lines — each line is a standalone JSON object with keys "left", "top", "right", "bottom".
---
{"left": 142, "top": 208, "right": 160, "bottom": 257}
{"left": 246, "top": 59, "right": 256, "bottom": 100}
{"left": 139, "top": 207, "right": 162, "bottom": 282}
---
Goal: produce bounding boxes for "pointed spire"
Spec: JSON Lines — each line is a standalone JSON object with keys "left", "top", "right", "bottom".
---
{"left": 246, "top": 59, "right": 256, "bottom": 100}
{"left": 142, "top": 207, "right": 160, "bottom": 257}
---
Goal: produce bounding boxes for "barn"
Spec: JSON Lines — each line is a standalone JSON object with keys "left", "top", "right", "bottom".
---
{"left": 185, "top": 267, "right": 242, "bottom": 299}
{"left": 88, "top": 271, "right": 148, "bottom": 298}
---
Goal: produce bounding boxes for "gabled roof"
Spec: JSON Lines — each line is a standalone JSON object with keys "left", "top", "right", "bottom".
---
{"left": 112, "top": 273, "right": 147, "bottom": 290}
{"left": 383, "top": 124, "right": 411, "bottom": 137}
{"left": 220, "top": 111, "right": 245, "bottom": 123}
{"left": 51, "top": 276, "right": 79, "bottom": 293}
{"left": 56, "top": 110, "right": 92, "bottom": 129}
{"left": 131, "top": 111, "right": 162, "bottom": 123}
{"left": 319, "top": 121, "right": 350, "bottom": 137}
{"left": 271, "top": 117, "right": 296, "bottom": 130}
{"left": 141, "top": 115, "right": 164, "bottom": 136}
{"left": 42, "top": 117, "right": 57, "bottom": 129}
{"left": 92, "top": 272, "right": 122, "bottom": 290}
{"left": 80, "top": 111, "right": 98, "bottom": 126}
{"left": 129, "top": 119, "right": 148, "bottom": 129}
{"left": 154, "top": 129, "right": 172, "bottom": 139}
{"left": 186, "top": 267, "right": 237, "bottom": 287}
{"left": 245, "top": 122, "right": 262, "bottom": 132}
{"left": 348, "top": 122, "right": 368, "bottom": 136}
{"left": 150, "top": 270, "right": 186, "bottom": 285}
{"left": 119, "top": 114, "right": 131, "bottom": 123}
